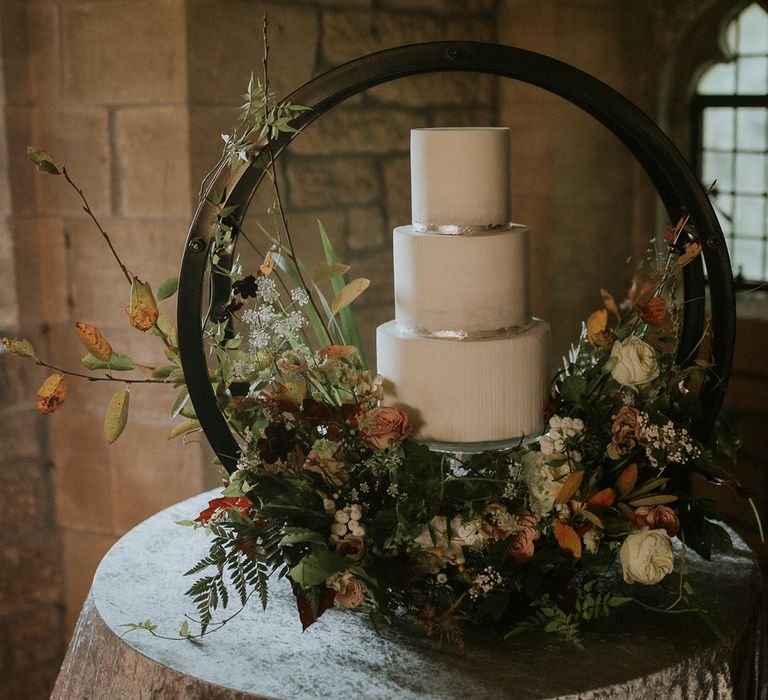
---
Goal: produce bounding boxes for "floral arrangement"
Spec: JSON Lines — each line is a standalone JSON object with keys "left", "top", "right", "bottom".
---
{"left": 5, "top": 62, "right": 750, "bottom": 649}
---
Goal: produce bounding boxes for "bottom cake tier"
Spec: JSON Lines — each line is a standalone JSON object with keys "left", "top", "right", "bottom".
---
{"left": 375, "top": 319, "right": 551, "bottom": 448}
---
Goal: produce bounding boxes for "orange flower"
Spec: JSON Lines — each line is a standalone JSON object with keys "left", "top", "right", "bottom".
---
{"left": 639, "top": 297, "right": 666, "bottom": 326}
{"left": 361, "top": 406, "right": 410, "bottom": 450}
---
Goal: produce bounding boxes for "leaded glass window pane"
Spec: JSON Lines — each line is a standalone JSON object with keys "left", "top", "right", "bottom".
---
{"left": 694, "top": 3, "right": 768, "bottom": 283}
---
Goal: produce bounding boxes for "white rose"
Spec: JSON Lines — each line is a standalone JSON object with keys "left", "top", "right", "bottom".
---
{"left": 620, "top": 527, "right": 674, "bottom": 585}
{"left": 450, "top": 516, "right": 487, "bottom": 547}
{"left": 610, "top": 336, "right": 660, "bottom": 387}
{"left": 521, "top": 452, "right": 569, "bottom": 517}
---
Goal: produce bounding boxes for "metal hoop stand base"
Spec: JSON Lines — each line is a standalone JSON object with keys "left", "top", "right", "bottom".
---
{"left": 178, "top": 41, "right": 735, "bottom": 474}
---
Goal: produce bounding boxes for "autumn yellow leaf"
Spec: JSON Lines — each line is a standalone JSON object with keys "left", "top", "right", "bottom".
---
{"left": 277, "top": 379, "right": 307, "bottom": 404}
{"left": 330, "top": 278, "right": 369, "bottom": 317}
{"left": 600, "top": 288, "right": 620, "bottom": 321}
{"left": 553, "top": 521, "right": 582, "bottom": 559}
{"left": 676, "top": 242, "right": 702, "bottom": 267}
{"left": 556, "top": 470, "right": 584, "bottom": 504}
{"left": 75, "top": 322, "right": 113, "bottom": 362}
{"left": 2, "top": 337, "right": 36, "bottom": 359}
{"left": 127, "top": 277, "right": 159, "bottom": 332}
{"left": 36, "top": 373, "right": 67, "bottom": 414}
{"left": 104, "top": 388, "right": 130, "bottom": 444}
{"left": 586, "top": 309, "right": 608, "bottom": 346}
{"left": 259, "top": 246, "right": 279, "bottom": 276}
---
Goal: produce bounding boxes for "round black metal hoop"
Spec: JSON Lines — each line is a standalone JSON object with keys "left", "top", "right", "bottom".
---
{"left": 178, "top": 41, "right": 735, "bottom": 474}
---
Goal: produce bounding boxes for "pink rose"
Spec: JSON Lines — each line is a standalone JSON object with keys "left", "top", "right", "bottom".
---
{"left": 634, "top": 505, "right": 680, "bottom": 537}
{"left": 506, "top": 527, "right": 538, "bottom": 562}
{"left": 361, "top": 406, "right": 410, "bottom": 450}
{"left": 504, "top": 511, "right": 540, "bottom": 562}
{"left": 335, "top": 576, "right": 366, "bottom": 609}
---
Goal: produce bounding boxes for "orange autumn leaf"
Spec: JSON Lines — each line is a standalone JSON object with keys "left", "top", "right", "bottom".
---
{"left": 553, "top": 521, "right": 582, "bottom": 559}
{"left": 36, "top": 373, "right": 67, "bottom": 414}
{"left": 319, "top": 345, "right": 358, "bottom": 360}
{"left": 260, "top": 246, "right": 278, "bottom": 276}
{"left": 677, "top": 242, "right": 702, "bottom": 267}
{"left": 600, "top": 288, "right": 620, "bottom": 321}
{"left": 615, "top": 463, "right": 638, "bottom": 498}
{"left": 664, "top": 216, "right": 686, "bottom": 244}
{"left": 586, "top": 309, "right": 608, "bottom": 346}
{"left": 587, "top": 487, "right": 615, "bottom": 509}
{"left": 75, "top": 321, "right": 113, "bottom": 362}
{"left": 127, "top": 277, "right": 159, "bottom": 332}
{"left": 556, "top": 470, "right": 584, "bottom": 504}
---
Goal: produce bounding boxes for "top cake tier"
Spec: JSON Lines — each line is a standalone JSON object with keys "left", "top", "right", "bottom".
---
{"left": 411, "top": 127, "right": 510, "bottom": 229}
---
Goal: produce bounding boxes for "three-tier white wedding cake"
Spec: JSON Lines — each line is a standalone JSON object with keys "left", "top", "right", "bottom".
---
{"left": 376, "top": 128, "right": 550, "bottom": 449}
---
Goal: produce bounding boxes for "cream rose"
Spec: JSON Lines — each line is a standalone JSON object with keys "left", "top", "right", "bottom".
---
{"left": 361, "top": 406, "right": 410, "bottom": 450}
{"left": 521, "top": 451, "right": 570, "bottom": 517}
{"left": 620, "top": 527, "right": 674, "bottom": 585}
{"left": 610, "top": 336, "right": 660, "bottom": 388}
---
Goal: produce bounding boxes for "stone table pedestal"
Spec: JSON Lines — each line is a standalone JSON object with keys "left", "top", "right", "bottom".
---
{"left": 52, "top": 490, "right": 766, "bottom": 699}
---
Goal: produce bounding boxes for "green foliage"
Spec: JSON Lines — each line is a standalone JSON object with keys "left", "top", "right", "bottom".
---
{"left": 27, "top": 146, "right": 60, "bottom": 175}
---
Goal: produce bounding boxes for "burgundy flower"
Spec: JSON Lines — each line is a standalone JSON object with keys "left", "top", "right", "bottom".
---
{"left": 257, "top": 423, "right": 297, "bottom": 463}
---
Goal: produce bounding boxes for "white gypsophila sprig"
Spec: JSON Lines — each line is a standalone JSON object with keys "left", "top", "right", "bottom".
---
{"left": 290, "top": 287, "right": 310, "bottom": 306}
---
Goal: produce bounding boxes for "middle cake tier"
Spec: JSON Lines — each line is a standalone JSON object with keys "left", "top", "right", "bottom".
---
{"left": 393, "top": 224, "right": 530, "bottom": 335}
{"left": 376, "top": 319, "right": 550, "bottom": 445}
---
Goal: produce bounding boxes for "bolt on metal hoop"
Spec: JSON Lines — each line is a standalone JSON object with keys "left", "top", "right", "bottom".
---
{"left": 178, "top": 41, "right": 735, "bottom": 474}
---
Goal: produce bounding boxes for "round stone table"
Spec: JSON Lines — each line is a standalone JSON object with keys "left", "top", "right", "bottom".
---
{"left": 52, "top": 490, "right": 766, "bottom": 699}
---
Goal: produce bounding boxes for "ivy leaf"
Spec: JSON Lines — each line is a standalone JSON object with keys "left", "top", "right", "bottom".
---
{"left": 2, "top": 337, "right": 36, "bottom": 359}
{"left": 75, "top": 322, "right": 113, "bottom": 362}
{"left": 127, "top": 277, "right": 159, "bottom": 331}
{"left": 36, "top": 373, "right": 67, "bottom": 414}
{"left": 330, "top": 278, "right": 369, "bottom": 318}
{"left": 27, "top": 146, "right": 61, "bottom": 175}
{"left": 104, "top": 388, "right": 129, "bottom": 444}
{"left": 157, "top": 276, "right": 179, "bottom": 301}
{"left": 288, "top": 550, "right": 348, "bottom": 589}
{"left": 81, "top": 352, "right": 136, "bottom": 372}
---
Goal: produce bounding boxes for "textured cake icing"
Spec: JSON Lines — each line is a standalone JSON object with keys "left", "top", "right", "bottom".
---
{"left": 375, "top": 127, "right": 550, "bottom": 447}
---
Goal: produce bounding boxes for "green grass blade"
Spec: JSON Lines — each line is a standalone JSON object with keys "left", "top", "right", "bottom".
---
{"left": 318, "top": 220, "right": 368, "bottom": 369}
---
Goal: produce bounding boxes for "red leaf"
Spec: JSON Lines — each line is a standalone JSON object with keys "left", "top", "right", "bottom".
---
{"left": 295, "top": 586, "right": 336, "bottom": 631}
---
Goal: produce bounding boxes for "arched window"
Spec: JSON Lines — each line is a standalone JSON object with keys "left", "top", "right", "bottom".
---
{"left": 692, "top": 2, "right": 768, "bottom": 284}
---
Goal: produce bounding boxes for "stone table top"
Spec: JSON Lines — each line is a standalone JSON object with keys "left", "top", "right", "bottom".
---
{"left": 52, "top": 489, "right": 765, "bottom": 699}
